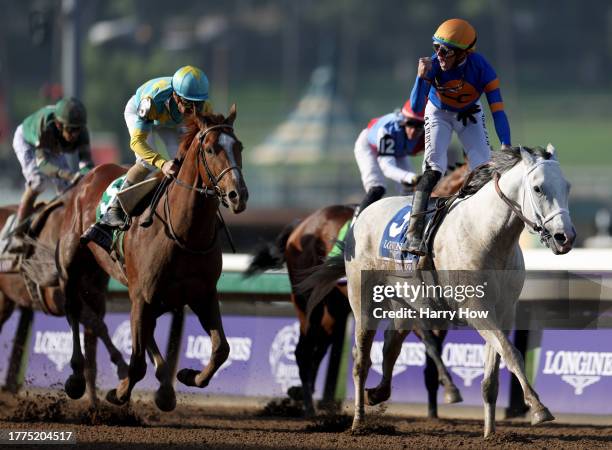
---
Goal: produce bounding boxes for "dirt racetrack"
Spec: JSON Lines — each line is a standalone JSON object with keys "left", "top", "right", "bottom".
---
{"left": 0, "top": 390, "right": 610, "bottom": 449}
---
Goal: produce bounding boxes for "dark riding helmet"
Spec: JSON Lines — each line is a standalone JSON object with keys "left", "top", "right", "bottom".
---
{"left": 55, "top": 97, "right": 87, "bottom": 127}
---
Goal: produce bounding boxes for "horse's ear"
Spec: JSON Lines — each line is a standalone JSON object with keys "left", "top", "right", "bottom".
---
{"left": 546, "top": 143, "right": 557, "bottom": 160}
{"left": 520, "top": 146, "right": 536, "bottom": 166}
{"left": 226, "top": 103, "right": 237, "bottom": 125}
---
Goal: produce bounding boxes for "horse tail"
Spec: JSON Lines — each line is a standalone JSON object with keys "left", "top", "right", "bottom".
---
{"left": 296, "top": 253, "right": 346, "bottom": 322}
{"left": 244, "top": 219, "right": 300, "bottom": 277}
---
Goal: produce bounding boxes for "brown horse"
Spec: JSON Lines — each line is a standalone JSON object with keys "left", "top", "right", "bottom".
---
{"left": 58, "top": 106, "right": 248, "bottom": 411}
{"left": 246, "top": 164, "right": 468, "bottom": 417}
{"left": 0, "top": 200, "right": 128, "bottom": 405}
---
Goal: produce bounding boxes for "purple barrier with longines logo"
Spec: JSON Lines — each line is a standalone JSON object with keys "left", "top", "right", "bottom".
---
{"left": 344, "top": 327, "right": 512, "bottom": 407}
{"left": 534, "top": 329, "right": 612, "bottom": 415}
{"left": 7, "top": 311, "right": 612, "bottom": 415}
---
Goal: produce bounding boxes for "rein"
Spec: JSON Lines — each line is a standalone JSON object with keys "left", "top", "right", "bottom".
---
{"left": 159, "top": 123, "right": 239, "bottom": 254}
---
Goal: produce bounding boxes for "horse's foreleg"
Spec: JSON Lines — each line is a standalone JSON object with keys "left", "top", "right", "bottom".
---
{"left": 83, "top": 327, "right": 98, "bottom": 408}
{"left": 477, "top": 328, "right": 554, "bottom": 426}
{"left": 146, "top": 337, "right": 176, "bottom": 412}
{"left": 482, "top": 342, "right": 500, "bottom": 438}
{"left": 106, "top": 300, "right": 151, "bottom": 406}
{"left": 351, "top": 325, "right": 375, "bottom": 431}
{"left": 365, "top": 327, "right": 409, "bottom": 407}
{"left": 418, "top": 329, "right": 462, "bottom": 410}
{"left": 177, "top": 292, "right": 229, "bottom": 388}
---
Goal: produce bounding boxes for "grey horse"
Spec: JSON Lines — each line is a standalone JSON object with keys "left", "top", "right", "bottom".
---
{"left": 302, "top": 145, "right": 575, "bottom": 437}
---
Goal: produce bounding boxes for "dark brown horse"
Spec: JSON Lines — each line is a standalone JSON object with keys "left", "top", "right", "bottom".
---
{"left": 0, "top": 200, "right": 128, "bottom": 405}
{"left": 246, "top": 165, "right": 468, "bottom": 417}
{"left": 58, "top": 106, "right": 247, "bottom": 411}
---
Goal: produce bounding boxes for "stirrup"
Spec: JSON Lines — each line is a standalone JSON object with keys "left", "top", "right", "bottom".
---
{"left": 80, "top": 223, "right": 113, "bottom": 253}
{"left": 401, "top": 237, "right": 428, "bottom": 256}
{"left": 100, "top": 206, "right": 128, "bottom": 229}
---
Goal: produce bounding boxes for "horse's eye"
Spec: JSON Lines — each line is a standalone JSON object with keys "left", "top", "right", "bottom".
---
{"left": 534, "top": 186, "right": 542, "bottom": 194}
{"left": 206, "top": 146, "right": 214, "bottom": 155}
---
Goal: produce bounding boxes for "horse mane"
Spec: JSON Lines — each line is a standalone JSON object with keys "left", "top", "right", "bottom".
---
{"left": 460, "top": 146, "right": 552, "bottom": 196}
{"left": 177, "top": 112, "right": 227, "bottom": 159}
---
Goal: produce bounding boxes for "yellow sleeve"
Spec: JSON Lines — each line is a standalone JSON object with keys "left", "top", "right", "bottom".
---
{"left": 129, "top": 130, "right": 167, "bottom": 170}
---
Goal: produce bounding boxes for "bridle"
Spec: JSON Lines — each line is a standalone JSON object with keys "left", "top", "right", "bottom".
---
{"left": 173, "top": 124, "right": 242, "bottom": 204}
{"left": 493, "top": 154, "right": 569, "bottom": 246}
{"left": 162, "top": 123, "right": 241, "bottom": 254}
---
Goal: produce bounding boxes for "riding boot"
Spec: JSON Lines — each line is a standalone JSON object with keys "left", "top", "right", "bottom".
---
{"left": 80, "top": 179, "right": 133, "bottom": 253}
{"left": 403, "top": 190, "right": 430, "bottom": 256}
{"left": 351, "top": 186, "right": 386, "bottom": 225}
{"left": 402, "top": 169, "right": 441, "bottom": 256}
{"left": 7, "top": 186, "right": 38, "bottom": 253}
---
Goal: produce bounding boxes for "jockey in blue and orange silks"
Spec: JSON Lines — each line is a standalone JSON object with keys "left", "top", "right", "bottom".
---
{"left": 81, "top": 65, "right": 213, "bottom": 252}
{"left": 403, "top": 18, "right": 512, "bottom": 256}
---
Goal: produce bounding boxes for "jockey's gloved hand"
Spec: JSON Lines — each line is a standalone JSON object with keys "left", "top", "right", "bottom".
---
{"left": 161, "top": 159, "right": 179, "bottom": 178}
{"left": 456, "top": 104, "right": 481, "bottom": 126}
{"left": 401, "top": 173, "right": 418, "bottom": 187}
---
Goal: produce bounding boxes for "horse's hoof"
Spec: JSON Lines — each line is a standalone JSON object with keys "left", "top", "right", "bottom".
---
{"left": 105, "top": 388, "right": 129, "bottom": 406}
{"left": 64, "top": 375, "right": 86, "bottom": 400}
{"left": 154, "top": 385, "right": 177, "bottom": 412}
{"left": 365, "top": 386, "right": 390, "bottom": 406}
{"left": 427, "top": 408, "right": 438, "bottom": 419}
{"left": 484, "top": 428, "right": 496, "bottom": 439}
{"left": 444, "top": 386, "right": 463, "bottom": 404}
{"left": 531, "top": 407, "right": 555, "bottom": 425}
{"left": 176, "top": 368, "right": 202, "bottom": 387}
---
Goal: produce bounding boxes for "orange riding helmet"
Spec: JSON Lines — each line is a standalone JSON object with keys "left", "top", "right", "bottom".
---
{"left": 432, "top": 18, "right": 477, "bottom": 51}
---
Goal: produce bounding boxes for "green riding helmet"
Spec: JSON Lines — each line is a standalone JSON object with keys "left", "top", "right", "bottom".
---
{"left": 55, "top": 97, "right": 87, "bottom": 127}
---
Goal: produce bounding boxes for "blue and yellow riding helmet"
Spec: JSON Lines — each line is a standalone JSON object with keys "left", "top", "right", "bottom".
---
{"left": 171, "top": 65, "right": 209, "bottom": 102}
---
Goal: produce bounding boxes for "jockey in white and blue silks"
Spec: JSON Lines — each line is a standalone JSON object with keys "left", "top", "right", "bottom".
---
{"left": 403, "top": 18, "right": 512, "bottom": 256}
{"left": 353, "top": 101, "right": 425, "bottom": 219}
{"left": 81, "top": 65, "right": 213, "bottom": 252}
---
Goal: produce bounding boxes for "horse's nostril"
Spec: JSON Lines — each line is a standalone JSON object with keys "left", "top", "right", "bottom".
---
{"left": 228, "top": 191, "right": 238, "bottom": 200}
{"left": 554, "top": 233, "right": 566, "bottom": 244}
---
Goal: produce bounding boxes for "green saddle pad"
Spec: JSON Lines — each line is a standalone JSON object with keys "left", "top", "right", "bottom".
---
{"left": 96, "top": 175, "right": 126, "bottom": 257}
{"left": 96, "top": 175, "right": 126, "bottom": 221}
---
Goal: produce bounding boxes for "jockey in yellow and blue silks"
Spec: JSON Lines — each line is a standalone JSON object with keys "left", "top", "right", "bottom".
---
{"left": 81, "top": 65, "right": 212, "bottom": 252}
{"left": 403, "top": 18, "right": 512, "bottom": 256}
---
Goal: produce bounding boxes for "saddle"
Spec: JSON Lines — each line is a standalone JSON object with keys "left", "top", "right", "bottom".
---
{"left": 85, "top": 175, "right": 166, "bottom": 256}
